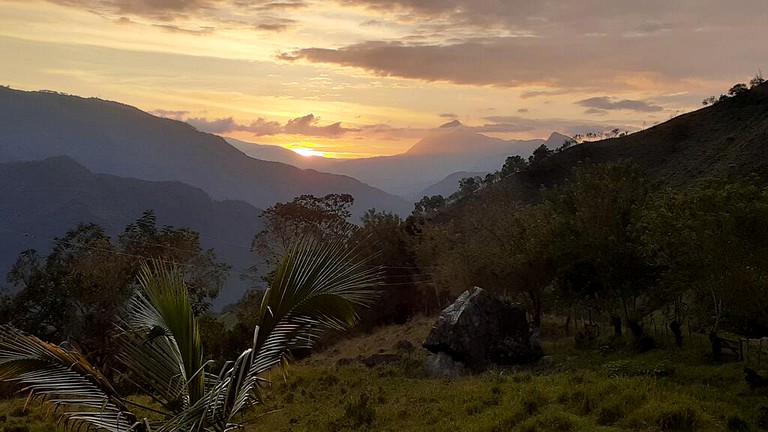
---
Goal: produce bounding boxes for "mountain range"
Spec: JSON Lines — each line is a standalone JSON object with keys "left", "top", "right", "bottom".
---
{"left": 0, "top": 156, "right": 263, "bottom": 307}
{"left": 226, "top": 123, "right": 570, "bottom": 197}
{"left": 461, "top": 81, "right": 768, "bottom": 209}
{"left": 0, "top": 87, "right": 410, "bottom": 218}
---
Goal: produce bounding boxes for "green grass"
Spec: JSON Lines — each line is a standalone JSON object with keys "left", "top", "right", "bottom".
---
{"left": 2, "top": 317, "right": 768, "bottom": 431}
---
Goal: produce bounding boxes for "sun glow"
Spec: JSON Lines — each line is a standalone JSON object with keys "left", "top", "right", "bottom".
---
{"left": 290, "top": 147, "right": 326, "bottom": 157}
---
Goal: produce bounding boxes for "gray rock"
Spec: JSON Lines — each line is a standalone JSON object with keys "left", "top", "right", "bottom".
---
{"left": 423, "top": 352, "right": 467, "bottom": 378}
{"left": 423, "top": 287, "right": 542, "bottom": 370}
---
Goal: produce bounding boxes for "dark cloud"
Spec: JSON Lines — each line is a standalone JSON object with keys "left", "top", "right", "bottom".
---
{"left": 577, "top": 96, "right": 663, "bottom": 112}
{"left": 278, "top": 38, "right": 587, "bottom": 87}
{"left": 187, "top": 114, "right": 358, "bottom": 137}
{"left": 281, "top": 1, "right": 768, "bottom": 90}
{"left": 438, "top": 112, "right": 458, "bottom": 119}
{"left": 517, "top": 108, "right": 528, "bottom": 113}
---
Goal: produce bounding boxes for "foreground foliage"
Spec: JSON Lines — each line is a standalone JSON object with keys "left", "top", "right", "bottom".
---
{"left": 0, "top": 239, "right": 380, "bottom": 431}
{"left": 4, "top": 317, "right": 766, "bottom": 432}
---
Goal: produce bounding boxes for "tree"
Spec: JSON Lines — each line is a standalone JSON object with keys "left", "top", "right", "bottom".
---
{"left": 353, "top": 209, "right": 425, "bottom": 325}
{"left": 251, "top": 194, "right": 355, "bottom": 267}
{"left": 2, "top": 212, "right": 229, "bottom": 363}
{"left": 545, "top": 162, "right": 657, "bottom": 336}
{"left": 414, "top": 187, "right": 558, "bottom": 327}
{"left": 500, "top": 155, "right": 527, "bottom": 177}
{"left": 727, "top": 83, "right": 748, "bottom": 97}
{"left": 638, "top": 179, "right": 768, "bottom": 341}
{"left": 455, "top": 176, "right": 482, "bottom": 198}
{"left": 0, "top": 239, "right": 381, "bottom": 431}
{"left": 119, "top": 211, "right": 229, "bottom": 314}
{"left": 750, "top": 70, "right": 765, "bottom": 88}
{"left": 413, "top": 195, "right": 445, "bottom": 216}
{"left": 528, "top": 144, "right": 553, "bottom": 166}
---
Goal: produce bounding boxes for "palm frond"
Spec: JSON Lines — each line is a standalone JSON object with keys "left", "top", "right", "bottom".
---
{"left": 0, "top": 325, "right": 138, "bottom": 431}
{"left": 116, "top": 261, "right": 204, "bottom": 412}
{"left": 252, "top": 237, "right": 381, "bottom": 375}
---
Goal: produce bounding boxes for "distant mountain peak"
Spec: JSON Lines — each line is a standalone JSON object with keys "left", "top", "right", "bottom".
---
{"left": 439, "top": 120, "right": 463, "bottom": 128}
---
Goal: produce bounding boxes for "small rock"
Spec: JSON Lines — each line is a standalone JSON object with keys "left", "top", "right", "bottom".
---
{"left": 537, "top": 355, "right": 554, "bottom": 367}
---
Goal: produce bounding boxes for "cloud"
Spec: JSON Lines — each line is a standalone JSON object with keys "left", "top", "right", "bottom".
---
{"left": 253, "top": 17, "right": 297, "bottom": 31}
{"left": 438, "top": 112, "right": 458, "bottom": 119}
{"left": 187, "top": 114, "right": 358, "bottom": 137}
{"left": 186, "top": 117, "right": 283, "bottom": 135}
{"left": 278, "top": 38, "right": 583, "bottom": 87}
{"left": 623, "top": 21, "right": 675, "bottom": 38}
{"left": 284, "top": 114, "right": 359, "bottom": 137}
{"left": 46, "top": 0, "right": 301, "bottom": 32}
{"left": 151, "top": 109, "right": 190, "bottom": 120}
{"left": 517, "top": 108, "right": 528, "bottom": 113}
{"left": 256, "top": 2, "right": 309, "bottom": 10}
{"left": 278, "top": 1, "right": 768, "bottom": 91}
{"left": 577, "top": 96, "right": 663, "bottom": 112}
{"left": 583, "top": 108, "right": 608, "bottom": 116}
{"left": 476, "top": 115, "right": 630, "bottom": 136}
{"left": 48, "top": 0, "right": 214, "bottom": 20}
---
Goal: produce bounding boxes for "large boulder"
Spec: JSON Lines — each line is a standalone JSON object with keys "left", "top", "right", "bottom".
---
{"left": 423, "top": 287, "right": 542, "bottom": 370}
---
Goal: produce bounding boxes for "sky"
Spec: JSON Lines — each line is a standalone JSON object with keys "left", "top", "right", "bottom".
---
{"left": 1, "top": 0, "right": 766, "bottom": 158}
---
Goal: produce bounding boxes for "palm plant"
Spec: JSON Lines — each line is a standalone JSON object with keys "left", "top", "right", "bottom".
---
{"left": 0, "top": 238, "right": 381, "bottom": 431}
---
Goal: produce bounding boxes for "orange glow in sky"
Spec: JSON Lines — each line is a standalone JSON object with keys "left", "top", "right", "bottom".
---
{"left": 0, "top": 0, "right": 765, "bottom": 158}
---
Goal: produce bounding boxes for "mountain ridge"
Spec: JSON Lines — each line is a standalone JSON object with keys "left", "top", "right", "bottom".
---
{"left": 0, "top": 156, "right": 264, "bottom": 307}
{"left": 0, "top": 87, "right": 410, "bottom": 217}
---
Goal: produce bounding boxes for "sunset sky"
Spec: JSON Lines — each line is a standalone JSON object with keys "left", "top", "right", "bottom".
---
{"left": 1, "top": 0, "right": 766, "bottom": 158}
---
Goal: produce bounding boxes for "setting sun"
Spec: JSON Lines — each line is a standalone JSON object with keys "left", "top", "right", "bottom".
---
{"left": 290, "top": 147, "right": 326, "bottom": 158}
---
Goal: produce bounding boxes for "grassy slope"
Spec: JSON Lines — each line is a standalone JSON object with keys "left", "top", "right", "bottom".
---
{"left": 247, "top": 318, "right": 768, "bottom": 432}
{"left": 2, "top": 317, "right": 767, "bottom": 431}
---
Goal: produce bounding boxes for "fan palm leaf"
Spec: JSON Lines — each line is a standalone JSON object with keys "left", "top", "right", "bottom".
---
{"left": 0, "top": 237, "right": 380, "bottom": 431}
{"left": 0, "top": 325, "right": 138, "bottom": 431}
